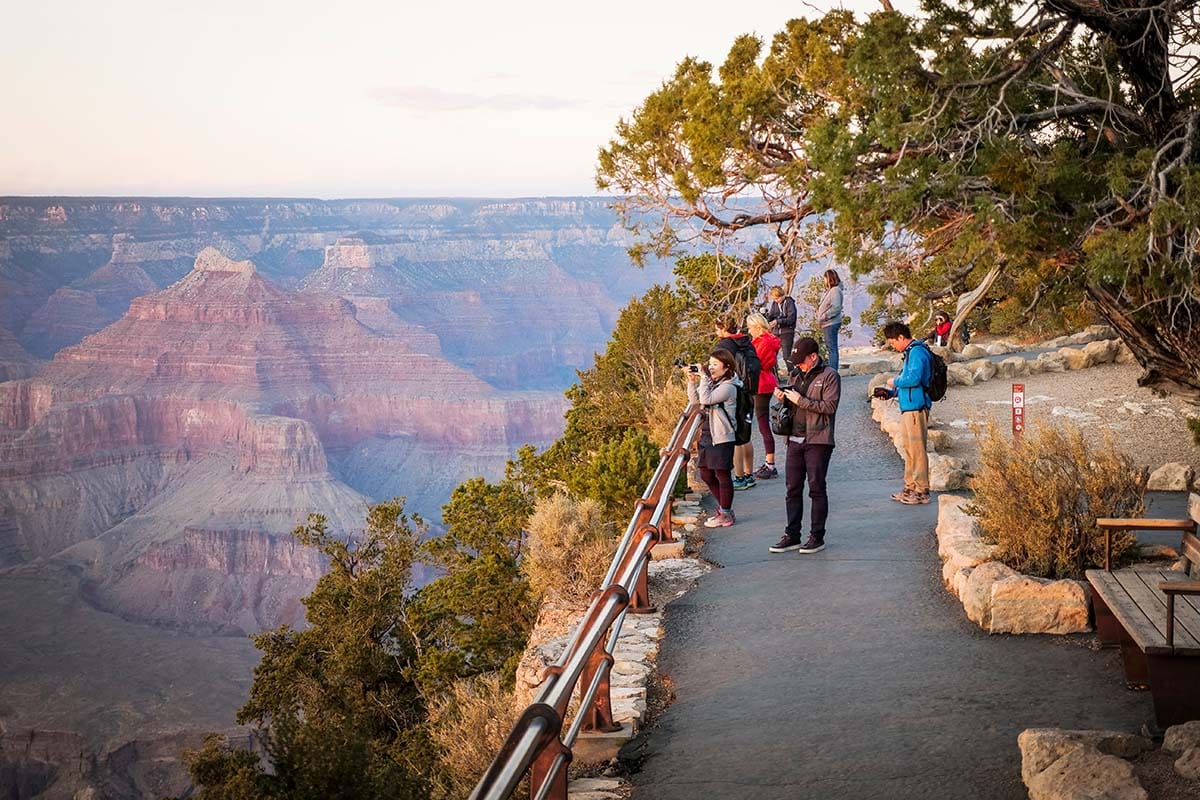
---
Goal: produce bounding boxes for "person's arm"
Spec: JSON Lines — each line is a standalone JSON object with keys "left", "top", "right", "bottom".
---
{"left": 892, "top": 347, "right": 928, "bottom": 389}
{"left": 793, "top": 370, "right": 841, "bottom": 416}
{"left": 696, "top": 377, "right": 734, "bottom": 406}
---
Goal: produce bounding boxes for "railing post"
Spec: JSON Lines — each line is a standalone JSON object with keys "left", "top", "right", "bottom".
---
{"left": 625, "top": 523, "right": 659, "bottom": 614}
{"left": 529, "top": 739, "right": 570, "bottom": 800}
{"left": 578, "top": 642, "right": 620, "bottom": 733}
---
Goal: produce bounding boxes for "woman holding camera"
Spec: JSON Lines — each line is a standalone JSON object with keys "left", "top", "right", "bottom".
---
{"left": 687, "top": 349, "right": 741, "bottom": 528}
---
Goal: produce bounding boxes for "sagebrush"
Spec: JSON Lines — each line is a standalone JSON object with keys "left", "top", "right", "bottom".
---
{"left": 522, "top": 492, "right": 616, "bottom": 604}
{"left": 426, "top": 673, "right": 522, "bottom": 800}
{"left": 968, "top": 422, "right": 1146, "bottom": 579}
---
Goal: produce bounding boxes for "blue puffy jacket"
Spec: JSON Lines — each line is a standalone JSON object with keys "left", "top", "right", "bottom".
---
{"left": 892, "top": 340, "right": 932, "bottom": 412}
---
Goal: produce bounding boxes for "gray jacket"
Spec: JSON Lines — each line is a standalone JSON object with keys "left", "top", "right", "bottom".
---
{"left": 688, "top": 374, "right": 740, "bottom": 445}
{"left": 788, "top": 363, "right": 841, "bottom": 447}
{"left": 817, "top": 285, "right": 843, "bottom": 328}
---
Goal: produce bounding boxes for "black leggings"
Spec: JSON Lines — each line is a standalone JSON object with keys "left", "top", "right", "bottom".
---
{"left": 698, "top": 466, "right": 734, "bottom": 510}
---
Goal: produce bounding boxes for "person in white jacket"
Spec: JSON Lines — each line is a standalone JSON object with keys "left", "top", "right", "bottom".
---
{"left": 686, "top": 348, "right": 741, "bottom": 528}
{"left": 815, "top": 269, "right": 844, "bottom": 371}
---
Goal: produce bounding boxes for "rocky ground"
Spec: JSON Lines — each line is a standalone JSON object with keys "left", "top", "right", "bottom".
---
{"left": 931, "top": 361, "right": 1199, "bottom": 471}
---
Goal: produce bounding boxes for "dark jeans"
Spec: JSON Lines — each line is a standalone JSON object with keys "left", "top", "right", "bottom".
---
{"left": 785, "top": 440, "right": 834, "bottom": 540}
{"left": 779, "top": 329, "right": 795, "bottom": 368}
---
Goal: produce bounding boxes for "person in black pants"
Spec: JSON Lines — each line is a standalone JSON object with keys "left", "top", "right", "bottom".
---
{"left": 764, "top": 286, "right": 797, "bottom": 369}
{"left": 768, "top": 337, "right": 842, "bottom": 554}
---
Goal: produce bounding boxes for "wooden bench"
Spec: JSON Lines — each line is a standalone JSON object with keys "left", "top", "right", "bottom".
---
{"left": 1086, "top": 517, "right": 1200, "bottom": 728}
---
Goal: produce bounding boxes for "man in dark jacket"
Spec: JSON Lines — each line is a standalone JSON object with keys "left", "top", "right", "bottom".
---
{"left": 764, "top": 286, "right": 797, "bottom": 368}
{"left": 768, "top": 337, "right": 841, "bottom": 554}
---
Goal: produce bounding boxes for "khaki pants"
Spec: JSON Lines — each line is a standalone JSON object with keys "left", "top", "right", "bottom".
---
{"left": 901, "top": 409, "right": 929, "bottom": 493}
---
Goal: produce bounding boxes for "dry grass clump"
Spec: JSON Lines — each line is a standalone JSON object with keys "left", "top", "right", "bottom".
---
{"left": 522, "top": 492, "right": 616, "bottom": 605}
{"left": 968, "top": 421, "right": 1146, "bottom": 579}
{"left": 427, "top": 672, "right": 522, "bottom": 800}
{"left": 645, "top": 379, "right": 691, "bottom": 449}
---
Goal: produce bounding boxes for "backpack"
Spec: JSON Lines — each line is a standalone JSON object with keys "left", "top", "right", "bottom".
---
{"left": 926, "top": 347, "right": 948, "bottom": 402}
{"left": 769, "top": 394, "right": 794, "bottom": 436}
{"left": 725, "top": 337, "right": 759, "bottom": 445}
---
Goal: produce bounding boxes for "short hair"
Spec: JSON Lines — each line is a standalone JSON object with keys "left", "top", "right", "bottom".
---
{"left": 768, "top": 285, "right": 785, "bottom": 299}
{"left": 882, "top": 321, "right": 912, "bottom": 340}
{"left": 717, "top": 315, "right": 741, "bottom": 335}
{"left": 709, "top": 348, "right": 738, "bottom": 376}
{"left": 791, "top": 336, "right": 820, "bottom": 361}
{"left": 746, "top": 311, "right": 769, "bottom": 333}
{"left": 824, "top": 269, "right": 842, "bottom": 288}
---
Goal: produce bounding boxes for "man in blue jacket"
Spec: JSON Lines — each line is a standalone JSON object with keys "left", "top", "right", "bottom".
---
{"left": 879, "top": 322, "right": 932, "bottom": 505}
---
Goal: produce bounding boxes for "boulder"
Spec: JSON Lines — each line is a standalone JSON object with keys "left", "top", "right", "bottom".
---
{"left": 989, "top": 576, "right": 1091, "bottom": 634}
{"left": 1026, "top": 746, "right": 1148, "bottom": 800}
{"left": 995, "top": 356, "right": 1030, "bottom": 379}
{"left": 929, "top": 454, "right": 969, "bottom": 491}
{"left": 961, "top": 344, "right": 988, "bottom": 359}
{"left": 1147, "top": 462, "right": 1195, "bottom": 491}
{"left": 1176, "top": 747, "right": 1200, "bottom": 781}
{"left": 1190, "top": 492, "right": 1200, "bottom": 525}
{"left": 1036, "top": 351, "right": 1068, "bottom": 373}
{"left": 947, "top": 363, "right": 975, "bottom": 386}
{"left": 1163, "top": 720, "right": 1200, "bottom": 753}
{"left": 1058, "top": 347, "right": 1092, "bottom": 370}
{"left": 963, "top": 561, "right": 1019, "bottom": 627}
{"left": 927, "top": 429, "right": 952, "bottom": 451}
{"left": 951, "top": 566, "right": 973, "bottom": 598}
{"left": 1114, "top": 340, "right": 1137, "bottom": 364}
{"left": 943, "top": 539, "right": 998, "bottom": 576}
{"left": 936, "top": 495, "right": 979, "bottom": 534}
{"left": 985, "top": 343, "right": 1011, "bottom": 356}
{"left": 1018, "top": 729, "right": 1153, "bottom": 786}
{"left": 1083, "top": 339, "right": 1117, "bottom": 365}
{"left": 852, "top": 358, "right": 901, "bottom": 376}
{"left": 973, "top": 360, "right": 998, "bottom": 382}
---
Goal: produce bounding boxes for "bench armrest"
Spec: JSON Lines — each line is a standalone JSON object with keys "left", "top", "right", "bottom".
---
{"left": 1159, "top": 581, "right": 1200, "bottom": 595}
{"left": 1096, "top": 519, "right": 1196, "bottom": 572}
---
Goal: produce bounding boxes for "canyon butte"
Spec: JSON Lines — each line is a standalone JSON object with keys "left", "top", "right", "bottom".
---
{"left": 0, "top": 197, "right": 671, "bottom": 798}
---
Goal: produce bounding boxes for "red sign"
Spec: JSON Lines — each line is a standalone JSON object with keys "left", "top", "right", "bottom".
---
{"left": 1012, "top": 383, "right": 1025, "bottom": 438}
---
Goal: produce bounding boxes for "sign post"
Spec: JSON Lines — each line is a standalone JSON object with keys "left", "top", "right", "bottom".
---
{"left": 1012, "top": 383, "right": 1025, "bottom": 440}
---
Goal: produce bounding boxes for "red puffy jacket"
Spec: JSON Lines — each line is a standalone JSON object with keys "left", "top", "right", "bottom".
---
{"left": 752, "top": 332, "right": 781, "bottom": 394}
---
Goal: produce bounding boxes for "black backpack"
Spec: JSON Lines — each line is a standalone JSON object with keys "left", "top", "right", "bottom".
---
{"left": 925, "top": 345, "right": 948, "bottom": 402}
{"left": 769, "top": 394, "right": 794, "bottom": 436}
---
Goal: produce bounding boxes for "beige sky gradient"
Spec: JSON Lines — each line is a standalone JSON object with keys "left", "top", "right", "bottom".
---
{"left": 0, "top": 0, "right": 915, "bottom": 197}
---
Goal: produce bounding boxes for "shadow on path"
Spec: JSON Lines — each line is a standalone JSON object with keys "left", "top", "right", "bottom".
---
{"left": 627, "top": 376, "right": 1151, "bottom": 800}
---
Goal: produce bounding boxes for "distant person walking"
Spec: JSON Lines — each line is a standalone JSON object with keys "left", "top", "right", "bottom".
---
{"left": 816, "top": 269, "right": 843, "bottom": 371}
{"left": 687, "top": 349, "right": 742, "bottom": 528}
{"left": 746, "top": 312, "right": 781, "bottom": 479}
{"left": 714, "top": 317, "right": 761, "bottom": 491}
{"left": 768, "top": 337, "right": 841, "bottom": 554}
{"left": 764, "top": 286, "right": 797, "bottom": 369}
{"left": 876, "top": 322, "right": 933, "bottom": 505}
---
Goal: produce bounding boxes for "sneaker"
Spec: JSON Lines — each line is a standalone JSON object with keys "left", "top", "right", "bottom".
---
{"left": 704, "top": 511, "right": 735, "bottom": 528}
{"left": 768, "top": 533, "right": 804, "bottom": 553}
{"left": 734, "top": 475, "right": 757, "bottom": 490}
{"left": 732, "top": 476, "right": 747, "bottom": 490}
{"left": 900, "top": 491, "right": 931, "bottom": 505}
{"left": 796, "top": 536, "right": 825, "bottom": 554}
{"left": 890, "top": 488, "right": 913, "bottom": 502}
{"left": 754, "top": 463, "right": 779, "bottom": 479}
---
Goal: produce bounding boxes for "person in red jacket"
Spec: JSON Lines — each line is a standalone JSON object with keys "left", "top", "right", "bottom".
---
{"left": 747, "top": 312, "right": 781, "bottom": 479}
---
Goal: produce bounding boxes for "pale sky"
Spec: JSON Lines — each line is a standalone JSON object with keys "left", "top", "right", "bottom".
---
{"left": 1, "top": 1, "right": 913, "bottom": 198}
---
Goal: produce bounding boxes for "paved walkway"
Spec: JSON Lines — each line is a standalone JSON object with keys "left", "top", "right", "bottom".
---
{"left": 627, "top": 374, "right": 1157, "bottom": 799}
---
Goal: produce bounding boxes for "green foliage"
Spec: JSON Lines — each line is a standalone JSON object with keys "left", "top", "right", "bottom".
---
{"left": 1190, "top": 417, "right": 1200, "bottom": 446}
{"left": 186, "top": 500, "right": 432, "bottom": 800}
{"left": 569, "top": 429, "right": 660, "bottom": 519}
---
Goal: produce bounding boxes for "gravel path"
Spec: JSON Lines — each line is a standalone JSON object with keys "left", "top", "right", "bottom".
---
{"left": 931, "top": 361, "right": 1200, "bottom": 470}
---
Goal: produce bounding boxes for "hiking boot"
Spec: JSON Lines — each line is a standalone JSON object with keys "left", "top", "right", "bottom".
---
{"left": 900, "top": 491, "right": 931, "bottom": 505}
{"left": 768, "top": 533, "right": 804, "bottom": 553}
{"left": 796, "top": 536, "right": 825, "bottom": 554}
{"left": 734, "top": 475, "right": 756, "bottom": 490}
{"left": 754, "top": 463, "right": 778, "bottom": 479}
{"left": 891, "top": 488, "right": 913, "bottom": 502}
{"left": 704, "top": 510, "right": 735, "bottom": 528}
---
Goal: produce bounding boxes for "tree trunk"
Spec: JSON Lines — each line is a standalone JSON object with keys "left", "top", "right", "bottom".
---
{"left": 949, "top": 264, "right": 1002, "bottom": 352}
{"left": 1086, "top": 283, "right": 1200, "bottom": 402}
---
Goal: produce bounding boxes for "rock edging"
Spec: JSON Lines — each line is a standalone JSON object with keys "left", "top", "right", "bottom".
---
{"left": 870, "top": 397, "right": 969, "bottom": 491}
{"left": 935, "top": 496, "right": 1091, "bottom": 634}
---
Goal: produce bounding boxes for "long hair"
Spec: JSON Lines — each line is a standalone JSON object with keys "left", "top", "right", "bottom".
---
{"left": 824, "top": 269, "right": 841, "bottom": 288}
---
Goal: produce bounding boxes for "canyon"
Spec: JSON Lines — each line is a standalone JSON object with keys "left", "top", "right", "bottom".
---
{"left": 0, "top": 197, "right": 671, "bottom": 798}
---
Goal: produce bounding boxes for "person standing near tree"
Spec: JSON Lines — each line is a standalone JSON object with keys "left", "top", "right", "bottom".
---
{"left": 764, "top": 286, "right": 797, "bottom": 369}
{"left": 768, "top": 337, "right": 841, "bottom": 554}
{"left": 876, "top": 321, "right": 933, "bottom": 505}
{"left": 686, "top": 349, "right": 742, "bottom": 528}
{"left": 746, "top": 312, "right": 781, "bottom": 479}
{"left": 816, "top": 269, "right": 844, "bottom": 372}
{"left": 714, "top": 317, "right": 760, "bottom": 491}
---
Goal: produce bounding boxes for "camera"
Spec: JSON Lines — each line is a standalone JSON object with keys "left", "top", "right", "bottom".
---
{"left": 673, "top": 357, "right": 702, "bottom": 373}
{"left": 872, "top": 387, "right": 892, "bottom": 400}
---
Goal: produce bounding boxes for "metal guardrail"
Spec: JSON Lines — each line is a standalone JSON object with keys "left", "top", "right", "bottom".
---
{"left": 469, "top": 406, "right": 703, "bottom": 800}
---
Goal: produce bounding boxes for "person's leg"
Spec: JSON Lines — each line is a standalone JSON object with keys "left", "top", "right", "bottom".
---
{"left": 698, "top": 464, "right": 722, "bottom": 500}
{"left": 805, "top": 444, "right": 834, "bottom": 542}
{"left": 900, "top": 409, "right": 930, "bottom": 494}
{"left": 823, "top": 323, "right": 841, "bottom": 371}
{"left": 754, "top": 394, "right": 775, "bottom": 466}
{"left": 784, "top": 439, "right": 808, "bottom": 537}
{"left": 780, "top": 330, "right": 795, "bottom": 369}
{"left": 715, "top": 468, "right": 735, "bottom": 512}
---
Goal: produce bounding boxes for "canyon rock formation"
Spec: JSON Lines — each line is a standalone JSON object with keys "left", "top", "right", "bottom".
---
{"left": 0, "top": 197, "right": 665, "bottom": 798}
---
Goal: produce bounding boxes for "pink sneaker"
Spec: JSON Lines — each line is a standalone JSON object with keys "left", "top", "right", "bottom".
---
{"left": 703, "top": 510, "right": 736, "bottom": 528}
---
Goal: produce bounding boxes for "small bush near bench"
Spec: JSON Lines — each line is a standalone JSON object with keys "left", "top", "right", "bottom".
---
{"left": 969, "top": 422, "right": 1146, "bottom": 579}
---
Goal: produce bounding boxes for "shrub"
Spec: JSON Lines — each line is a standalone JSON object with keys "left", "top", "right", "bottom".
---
{"left": 645, "top": 378, "right": 690, "bottom": 449}
{"left": 968, "top": 421, "right": 1146, "bottom": 579}
{"left": 426, "top": 673, "right": 522, "bottom": 800}
{"left": 522, "top": 493, "right": 615, "bottom": 605}
{"left": 569, "top": 428, "right": 661, "bottom": 518}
